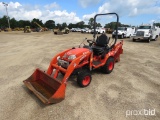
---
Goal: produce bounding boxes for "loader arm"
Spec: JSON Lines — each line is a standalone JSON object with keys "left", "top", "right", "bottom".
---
{"left": 47, "top": 48, "right": 72, "bottom": 75}
{"left": 47, "top": 49, "right": 91, "bottom": 83}
{"left": 62, "top": 52, "right": 91, "bottom": 83}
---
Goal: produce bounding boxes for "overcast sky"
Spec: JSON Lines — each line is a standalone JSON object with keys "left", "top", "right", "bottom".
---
{"left": 0, "top": 0, "right": 160, "bottom": 26}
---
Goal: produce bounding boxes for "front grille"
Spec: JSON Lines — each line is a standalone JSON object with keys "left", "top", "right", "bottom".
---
{"left": 136, "top": 31, "right": 144, "bottom": 36}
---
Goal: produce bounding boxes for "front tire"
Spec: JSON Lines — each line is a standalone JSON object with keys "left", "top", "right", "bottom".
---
{"left": 77, "top": 70, "right": 92, "bottom": 87}
{"left": 120, "top": 34, "right": 124, "bottom": 39}
{"left": 154, "top": 36, "right": 158, "bottom": 41}
{"left": 147, "top": 37, "right": 151, "bottom": 43}
{"left": 101, "top": 57, "right": 114, "bottom": 74}
{"left": 133, "top": 38, "right": 136, "bottom": 42}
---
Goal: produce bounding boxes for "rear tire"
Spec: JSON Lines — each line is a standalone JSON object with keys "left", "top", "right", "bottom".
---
{"left": 133, "top": 39, "right": 136, "bottom": 42}
{"left": 101, "top": 57, "right": 114, "bottom": 74}
{"left": 77, "top": 70, "right": 92, "bottom": 87}
{"left": 147, "top": 38, "right": 150, "bottom": 43}
{"left": 154, "top": 36, "right": 158, "bottom": 41}
{"left": 120, "top": 34, "right": 124, "bottom": 39}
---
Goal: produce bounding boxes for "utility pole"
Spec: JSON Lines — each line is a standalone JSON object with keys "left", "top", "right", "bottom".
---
{"left": 3, "top": 2, "right": 10, "bottom": 29}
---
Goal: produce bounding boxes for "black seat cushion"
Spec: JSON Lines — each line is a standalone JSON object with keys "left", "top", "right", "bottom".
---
{"left": 96, "top": 34, "right": 109, "bottom": 47}
{"left": 92, "top": 46, "right": 105, "bottom": 55}
{"left": 92, "top": 34, "right": 109, "bottom": 56}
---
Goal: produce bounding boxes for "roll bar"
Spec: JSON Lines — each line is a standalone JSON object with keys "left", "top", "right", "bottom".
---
{"left": 93, "top": 13, "right": 119, "bottom": 49}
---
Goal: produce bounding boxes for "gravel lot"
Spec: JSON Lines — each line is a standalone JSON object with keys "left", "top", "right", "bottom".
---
{"left": 0, "top": 31, "right": 160, "bottom": 120}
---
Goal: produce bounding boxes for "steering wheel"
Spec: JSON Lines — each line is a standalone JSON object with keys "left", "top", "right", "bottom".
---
{"left": 87, "top": 40, "right": 96, "bottom": 44}
{"left": 87, "top": 40, "right": 96, "bottom": 46}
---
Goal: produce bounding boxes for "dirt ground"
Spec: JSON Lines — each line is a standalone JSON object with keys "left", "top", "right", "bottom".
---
{"left": 0, "top": 31, "right": 160, "bottom": 120}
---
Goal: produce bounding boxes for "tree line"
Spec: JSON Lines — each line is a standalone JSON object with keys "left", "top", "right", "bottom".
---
{"left": 0, "top": 15, "right": 143, "bottom": 30}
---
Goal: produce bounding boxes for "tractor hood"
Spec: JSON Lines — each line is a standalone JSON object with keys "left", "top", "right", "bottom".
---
{"left": 66, "top": 48, "right": 90, "bottom": 57}
{"left": 62, "top": 48, "right": 91, "bottom": 61}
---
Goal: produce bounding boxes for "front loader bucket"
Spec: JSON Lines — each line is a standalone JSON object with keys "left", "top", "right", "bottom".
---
{"left": 23, "top": 69, "right": 66, "bottom": 104}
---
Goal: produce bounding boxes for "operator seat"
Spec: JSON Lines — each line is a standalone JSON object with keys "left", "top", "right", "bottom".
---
{"left": 92, "top": 34, "right": 109, "bottom": 56}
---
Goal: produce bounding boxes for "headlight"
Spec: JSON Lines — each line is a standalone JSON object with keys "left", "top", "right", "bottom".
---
{"left": 68, "top": 55, "right": 76, "bottom": 60}
{"left": 57, "top": 56, "right": 60, "bottom": 60}
{"left": 145, "top": 33, "right": 150, "bottom": 36}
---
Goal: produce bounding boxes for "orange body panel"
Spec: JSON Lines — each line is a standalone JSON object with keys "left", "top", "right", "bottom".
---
{"left": 90, "top": 40, "right": 123, "bottom": 69}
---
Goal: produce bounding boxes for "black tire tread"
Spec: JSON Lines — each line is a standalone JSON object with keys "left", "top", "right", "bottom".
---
{"left": 101, "top": 57, "right": 114, "bottom": 74}
{"left": 77, "top": 70, "right": 92, "bottom": 87}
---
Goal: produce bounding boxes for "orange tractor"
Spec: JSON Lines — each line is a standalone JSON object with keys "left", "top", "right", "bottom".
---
{"left": 23, "top": 13, "right": 123, "bottom": 104}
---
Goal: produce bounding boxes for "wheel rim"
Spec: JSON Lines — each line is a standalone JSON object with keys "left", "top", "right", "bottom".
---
{"left": 108, "top": 62, "right": 114, "bottom": 71}
{"left": 82, "top": 76, "right": 90, "bottom": 86}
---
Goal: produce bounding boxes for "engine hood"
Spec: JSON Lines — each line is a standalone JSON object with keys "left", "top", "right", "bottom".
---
{"left": 62, "top": 48, "right": 91, "bottom": 61}
{"left": 66, "top": 48, "right": 90, "bottom": 57}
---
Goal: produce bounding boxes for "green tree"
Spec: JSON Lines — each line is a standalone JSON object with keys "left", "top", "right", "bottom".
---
{"left": 104, "top": 22, "right": 130, "bottom": 29}
{"left": 17, "top": 20, "right": 24, "bottom": 28}
{"left": 0, "top": 15, "right": 8, "bottom": 28}
{"left": 44, "top": 20, "right": 55, "bottom": 29}
{"left": 88, "top": 18, "right": 102, "bottom": 28}
{"left": 154, "top": 23, "right": 160, "bottom": 27}
{"left": 121, "top": 24, "right": 130, "bottom": 27}
{"left": 17, "top": 20, "right": 31, "bottom": 28}
{"left": 88, "top": 18, "right": 94, "bottom": 28}
{"left": 96, "top": 23, "right": 102, "bottom": 27}
{"left": 68, "top": 23, "right": 76, "bottom": 29}
{"left": 31, "top": 18, "right": 43, "bottom": 28}
{"left": 104, "top": 22, "right": 121, "bottom": 29}
{"left": 76, "top": 21, "right": 85, "bottom": 28}
{"left": 61, "top": 22, "right": 67, "bottom": 29}
{"left": 56, "top": 23, "right": 62, "bottom": 30}
{"left": 10, "top": 18, "right": 17, "bottom": 28}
